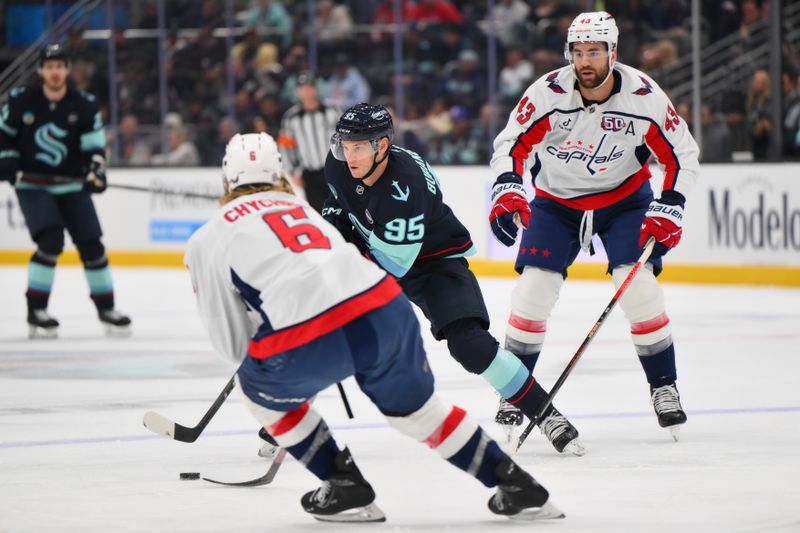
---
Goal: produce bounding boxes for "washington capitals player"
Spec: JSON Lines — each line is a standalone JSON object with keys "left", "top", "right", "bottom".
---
{"left": 488, "top": 12, "right": 698, "bottom": 442}
{"left": 184, "top": 132, "right": 564, "bottom": 523}
{"left": 322, "top": 103, "right": 583, "bottom": 455}
{"left": 0, "top": 44, "right": 130, "bottom": 337}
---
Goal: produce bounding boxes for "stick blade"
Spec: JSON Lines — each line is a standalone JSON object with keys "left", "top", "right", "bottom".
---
{"left": 143, "top": 411, "right": 177, "bottom": 439}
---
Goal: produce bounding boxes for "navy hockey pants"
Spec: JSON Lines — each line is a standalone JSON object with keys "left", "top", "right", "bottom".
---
{"left": 238, "top": 294, "right": 434, "bottom": 417}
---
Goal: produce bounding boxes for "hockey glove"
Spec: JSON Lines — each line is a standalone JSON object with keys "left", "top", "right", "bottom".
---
{"left": 639, "top": 194, "right": 684, "bottom": 258}
{"left": 489, "top": 173, "right": 531, "bottom": 247}
{"left": 84, "top": 155, "right": 108, "bottom": 193}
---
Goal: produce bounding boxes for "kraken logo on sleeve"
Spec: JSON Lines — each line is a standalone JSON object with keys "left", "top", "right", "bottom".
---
{"left": 34, "top": 122, "right": 68, "bottom": 167}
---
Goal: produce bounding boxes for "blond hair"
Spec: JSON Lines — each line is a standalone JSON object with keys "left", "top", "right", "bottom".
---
{"left": 220, "top": 172, "right": 295, "bottom": 205}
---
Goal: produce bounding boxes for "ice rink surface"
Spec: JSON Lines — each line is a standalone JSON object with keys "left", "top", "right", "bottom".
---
{"left": 1, "top": 265, "right": 799, "bottom": 532}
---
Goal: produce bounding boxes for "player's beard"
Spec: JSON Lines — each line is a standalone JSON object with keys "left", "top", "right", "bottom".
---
{"left": 575, "top": 63, "right": 609, "bottom": 90}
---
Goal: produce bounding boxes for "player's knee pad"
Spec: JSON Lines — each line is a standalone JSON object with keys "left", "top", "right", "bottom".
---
{"left": 612, "top": 264, "right": 672, "bottom": 353}
{"left": 385, "top": 394, "right": 478, "bottom": 459}
{"left": 443, "top": 319, "right": 499, "bottom": 374}
{"left": 506, "top": 267, "right": 563, "bottom": 354}
{"left": 235, "top": 377, "right": 322, "bottom": 448}
{"left": 33, "top": 228, "right": 64, "bottom": 262}
{"left": 75, "top": 238, "right": 106, "bottom": 266}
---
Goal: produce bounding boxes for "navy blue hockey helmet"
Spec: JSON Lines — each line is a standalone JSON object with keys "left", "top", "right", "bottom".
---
{"left": 330, "top": 103, "right": 393, "bottom": 161}
{"left": 39, "top": 44, "right": 70, "bottom": 67}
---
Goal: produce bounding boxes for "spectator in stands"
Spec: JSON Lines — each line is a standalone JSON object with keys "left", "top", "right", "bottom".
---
{"left": 231, "top": 27, "right": 279, "bottom": 83}
{"left": 371, "top": 0, "right": 414, "bottom": 42}
{"left": 746, "top": 69, "right": 772, "bottom": 160}
{"left": 386, "top": 106, "right": 428, "bottom": 160}
{"left": 638, "top": 39, "right": 679, "bottom": 72}
{"left": 721, "top": 90, "right": 753, "bottom": 158}
{"left": 316, "top": 0, "right": 355, "bottom": 53}
{"left": 242, "top": 0, "right": 293, "bottom": 51}
{"left": 739, "top": 0, "right": 762, "bottom": 41}
{"left": 322, "top": 54, "right": 371, "bottom": 111}
{"left": 435, "top": 49, "right": 486, "bottom": 115}
{"left": 151, "top": 121, "right": 201, "bottom": 167}
{"left": 782, "top": 69, "right": 800, "bottom": 158}
{"left": 431, "top": 105, "right": 481, "bottom": 165}
{"left": 499, "top": 47, "right": 534, "bottom": 107}
{"left": 701, "top": 105, "right": 733, "bottom": 163}
{"left": 117, "top": 114, "right": 152, "bottom": 166}
{"left": 411, "top": 0, "right": 464, "bottom": 25}
{"left": 484, "top": 0, "right": 530, "bottom": 49}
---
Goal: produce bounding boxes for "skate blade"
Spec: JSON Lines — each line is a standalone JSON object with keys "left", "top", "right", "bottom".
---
{"left": 562, "top": 438, "right": 587, "bottom": 456}
{"left": 28, "top": 325, "right": 58, "bottom": 339}
{"left": 668, "top": 425, "right": 681, "bottom": 442}
{"left": 507, "top": 501, "right": 566, "bottom": 521}
{"left": 500, "top": 423, "right": 522, "bottom": 448}
{"left": 104, "top": 324, "right": 132, "bottom": 338}
{"left": 312, "top": 503, "right": 386, "bottom": 523}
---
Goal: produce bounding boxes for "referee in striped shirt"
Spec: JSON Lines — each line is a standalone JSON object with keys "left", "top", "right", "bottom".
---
{"left": 278, "top": 71, "right": 340, "bottom": 212}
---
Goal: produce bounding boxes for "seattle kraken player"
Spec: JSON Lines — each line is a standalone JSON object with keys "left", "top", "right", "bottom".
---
{"left": 323, "top": 103, "right": 583, "bottom": 454}
{"left": 0, "top": 44, "right": 130, "bottom": 337}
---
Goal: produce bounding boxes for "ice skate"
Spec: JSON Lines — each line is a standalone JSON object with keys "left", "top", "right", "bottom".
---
{"left": 98, "top": 309, "right": 132, "bottom": 336}
{"left": 651, "top": 383, "right": 687, "bottom": 441}
{"left": 301, "top": 447, "right": 385, "bottom": 523}
{"left": 495, "top": 396, "right": 523, "bottom": 444}
{"left": 539, "top": 408, "right": 586, "bottom": 456}
{"left": 27, "top": 308, "right": 59, "bottom": 339}
{"left": 488, "top": 458, "right": 565, "bottom": 520}
{"left": 257, "top": 427, "right": 280, "bottom": 460}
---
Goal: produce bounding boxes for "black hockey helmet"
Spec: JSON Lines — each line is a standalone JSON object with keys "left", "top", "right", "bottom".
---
{"left": 330, "top": 103, "right": 393, "bottom": 161}
{"left": 39, "top": 44, "right": 70, "bottom": 67}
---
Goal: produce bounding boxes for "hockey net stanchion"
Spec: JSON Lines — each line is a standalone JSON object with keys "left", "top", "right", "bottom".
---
{"left": 513, "top": 237, "right": 657, "bottom": 452}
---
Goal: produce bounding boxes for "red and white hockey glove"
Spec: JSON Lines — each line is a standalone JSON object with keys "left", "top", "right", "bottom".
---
{"left": 489, "top": 173, "right": 531, "bottom": 247}
{"left": 639, "top": 198, "right": 684, "bottom": 258}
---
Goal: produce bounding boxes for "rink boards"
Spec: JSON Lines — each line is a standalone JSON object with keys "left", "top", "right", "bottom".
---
{"left": 0, "top": 163, "right": 798, "bottom": 286}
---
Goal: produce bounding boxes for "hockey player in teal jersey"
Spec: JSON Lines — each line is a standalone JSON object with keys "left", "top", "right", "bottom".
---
{"left": 0, "top": 44, "right": 130, "bottom": 337}
{"left": 323, "top": 103, "right": 584, "bottom": 454}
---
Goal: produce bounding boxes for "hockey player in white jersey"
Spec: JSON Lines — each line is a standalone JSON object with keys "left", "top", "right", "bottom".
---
{"left": 184, "top": 133, "right": 564, "bottom": 523}
{"left": 488, "top": 12, "right": 699, "bottom": 444}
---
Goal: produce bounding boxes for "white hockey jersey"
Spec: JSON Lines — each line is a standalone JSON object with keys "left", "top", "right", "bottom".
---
{"left": 491, "top": 63, "right": 700, "bottom": 210}
{"left": 184, "top": 190, "right": 401, "bottom": 363}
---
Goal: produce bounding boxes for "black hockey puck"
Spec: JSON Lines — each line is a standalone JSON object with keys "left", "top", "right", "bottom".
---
{"left": 179, "top": 472, "right": 200, "bottom": 480}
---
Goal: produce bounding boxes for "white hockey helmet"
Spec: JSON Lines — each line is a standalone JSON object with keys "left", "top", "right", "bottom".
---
{"left": 222, "top": 133, "right": 283, "bottom": 190}
{"left": 564, "top": 11, "right": 619, "bottom": 61}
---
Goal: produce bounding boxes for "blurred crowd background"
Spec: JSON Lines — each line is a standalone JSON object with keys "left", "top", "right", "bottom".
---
{"left": 1, "top": 0, "right": 799, "bottom": 167}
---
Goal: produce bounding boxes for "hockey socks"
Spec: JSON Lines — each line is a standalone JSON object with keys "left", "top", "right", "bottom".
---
{"left": 266, "top": 402, "right": 340, "bottom": 480}
{"left": 446, "top": 427, "right": 506, "bottom": 487}
{"left": 636, "top": 342, "right": 677, "bottom": 387}
{"left": 83, "top": 257, "right": 115, "bottom": 311}
{"left": 480, "top": 348, "right": 533, "bottom": 400}
{"left": 26, "top": 251, "right": 56, "bottom": 310}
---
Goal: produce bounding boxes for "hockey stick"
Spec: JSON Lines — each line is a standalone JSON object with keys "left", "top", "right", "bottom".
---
{"left": 337, "top": 382, "right": 354, "bottom": 419}
{"left": 107, "top": 183, "right": 219, "bottom": 200}
{"left": 143, "top": 371, "right": 352, "bottom": 442}
{"left": 203, "top": 449, "right": 288, "bottom": 487}
{"left": 513, "top": 237, "right": 657, "bottom": 452}
{"left": 143, "top": 373, "right": 236, "bottom": 443}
